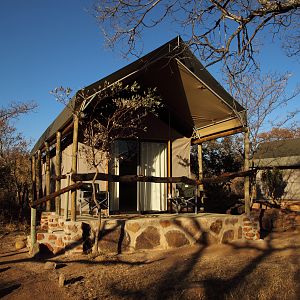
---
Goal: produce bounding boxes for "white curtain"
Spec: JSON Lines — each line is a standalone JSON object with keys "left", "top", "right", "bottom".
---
{"left": 138, "top": 142, "right": 167, "bottom": 211}
{"left": 109, "top": 142, "right": 120, "bottom": 211}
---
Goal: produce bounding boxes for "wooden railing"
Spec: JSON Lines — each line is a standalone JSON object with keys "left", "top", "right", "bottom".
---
{"left": 31, "top": 169, "right": 256, "bottom": 207}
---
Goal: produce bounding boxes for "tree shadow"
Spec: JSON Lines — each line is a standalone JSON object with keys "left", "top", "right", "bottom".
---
{"left": 105, "top": 217, "right": 300, "bottom": 299}
{"left": 0, "top": 266, "right": 10, "bottom": 273}
{"left": 1, "top": 216, "right": 300, "bottom": 299}
{"left": 0, "top": 283, "right": 21, "bottom": 298}
{"left": 109, "top": 216, "right": 210, "bottom": 299}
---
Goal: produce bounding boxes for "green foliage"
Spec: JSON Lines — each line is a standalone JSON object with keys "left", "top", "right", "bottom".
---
{"left": 261, "top": 168, "right": 287, "bottom": 203}
{"left": 202, "top": 138, "right": 243, "bottom": 177}
{"left": 192, "top": 137, "right": 244, "bottom": 214}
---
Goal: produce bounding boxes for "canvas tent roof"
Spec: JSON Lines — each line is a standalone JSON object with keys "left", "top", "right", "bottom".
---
{"left": 253, "top": 138, "right": 300, "bottom": 168}
{"left": 31, "top": 36, "right": 246, "bottom": 154}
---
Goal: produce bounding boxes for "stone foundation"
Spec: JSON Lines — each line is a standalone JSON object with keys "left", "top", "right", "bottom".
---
{"left": 93, "top": 213, "right": 260, "bottom": 253}
{"left": 259, "top": 208, "right": 300, "bottom": 232}
{"left": 37, "top": 212, "right": 85, "bottom": 255}
{"left": 36, "top": 212, "right": 260, "bottom": 255}
{"left": 281, "top": 201, "right": 300, "bottom": 212}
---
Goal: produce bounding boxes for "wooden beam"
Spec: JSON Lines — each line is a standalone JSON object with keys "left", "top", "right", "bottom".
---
{"left": 202, "top": 170, "right": 255, "bottom": 184}
{"left": 244, "top": 128, "right": 251, "bottom": 216}
{"left": 62, "top": 121, "right": 75, "bottom": 137}
{"left": 32, "top": 182, "right": 83, "bottom": 207}
{"left": 192, "top": 127, "right": 246, "bottom": 144}
{"left": 255, "top": 165, "right": 300, "bottom": 170}
{"left": 71, "top": 115, "right": 79, "bottom": 221}
{"left": 72, "top": 170, "right": 255, "bottom": 186}
{"left": 55, "top": 131, "right": 62, "bottom": 215}
{"left": 45, "top": 141, "right": 51, "bottom": 211}
{"left": 72, "top": 173, "right": 197, "bottom": 185}
{"left": 38, "top": 120, "right": 74, "bottom": 153}
{"left": 51, "top": 174, "right": 67, "bottom": 180}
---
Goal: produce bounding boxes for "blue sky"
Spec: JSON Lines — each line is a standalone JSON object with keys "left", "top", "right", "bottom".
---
{"left": 1, "top": 0, "right": 299, "bottom": 147}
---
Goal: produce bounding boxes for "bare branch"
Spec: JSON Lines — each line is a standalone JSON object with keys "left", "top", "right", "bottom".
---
{"left": 94, "top": 0, "right": 300, "bottom": 74}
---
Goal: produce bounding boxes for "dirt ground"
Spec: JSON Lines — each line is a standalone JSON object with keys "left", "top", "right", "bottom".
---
{"left": 1, "top": 229, "right": 300, "bottom": 300}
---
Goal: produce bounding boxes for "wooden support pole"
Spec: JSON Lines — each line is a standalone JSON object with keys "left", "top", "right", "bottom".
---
{"left": 45, "top": 141, "right": 51, "bottom": 211}
{"left": 197, "top": 143, "right": 204, "bottom": 208}
{"left": 167, "top": 140, "right": 172, "bottom": 211}
{"left": 36, "top": 150, "right": 42, "bottom": 198}
{"left": 55, "top": 131, "right": 62, "bottom": 215}
{"left": 197, "top": 144, "right": 203, "bottom": 181}
{"left": 244, "top": 128, "right": 251, "bottom": 216}
{"left": 71, "top": 115, "right": 79, "bottom": 221}
{"left": 30, "top": 155, "right": 37, "bottom": 246}
{"left": 64, "top": 174, "right": 70, "bottom": 220}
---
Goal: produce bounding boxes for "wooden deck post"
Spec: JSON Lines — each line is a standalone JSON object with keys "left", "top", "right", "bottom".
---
{"left": 64, "top": 174, "right": 70, "bottom": 220}
{"left": 244, "top": 128, "right": 251, "bottom": 216}
{"left": 36, "top": 150, "right": 42, "bottom": 198}
{"left": 55, "top": 131, "right": 62, "bottom": 215}
{"left": 45, "top": 141, "right": 51, "bottom": 211}
{"left": 197, "top": 143, "right": 204, "bottom": 209}
{"left": 167, "top": 140, "right": 172, "bottom": 212}
{"left": 30, "top": 155, "right": 37, "bottom": 246}
{"left": 71, "top": 115, "right": 79, "bottom": 221}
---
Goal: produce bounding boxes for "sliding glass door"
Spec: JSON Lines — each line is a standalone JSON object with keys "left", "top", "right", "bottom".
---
{"left": 138, "top": 142, "right": 167, "bottom": 211}
{"left": 110, "top": 140, "right": 167, "bottom": 212}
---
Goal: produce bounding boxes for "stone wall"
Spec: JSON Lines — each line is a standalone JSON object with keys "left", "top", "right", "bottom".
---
{"left": 36, "top": 212, "right": 260, "bottom": 255}
{"left": 259, "top": 208, "right": 300, "bottom": 232}
{"left": 89, "top": 214, "right": 260, "bottom": 254}
{"left": 37, "top": 212, "right": 85, "bottom": 255}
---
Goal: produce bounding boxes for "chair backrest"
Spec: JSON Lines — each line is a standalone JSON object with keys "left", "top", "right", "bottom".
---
{"left": 176, "top": 183, "right": 195, "bottom": 198}
{"left": 81, "top": 183, "right": 99, "bottom": 193}
{"left": 97, "top": 191, "right": 108, "bottom": 201}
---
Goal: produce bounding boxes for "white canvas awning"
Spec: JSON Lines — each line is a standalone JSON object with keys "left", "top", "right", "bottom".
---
{"left": 176, "top": 59, "right": 245, "bottom": 138}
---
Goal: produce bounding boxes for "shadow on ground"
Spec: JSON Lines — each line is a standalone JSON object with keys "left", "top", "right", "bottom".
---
{"left": 1, "top": 220, "right": 300, "bottom": 299}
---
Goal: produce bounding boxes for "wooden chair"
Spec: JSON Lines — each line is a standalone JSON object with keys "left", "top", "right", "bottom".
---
{"left": 170, "top": 183, "right": 198, "bottom": 213}
{"left": 79, "top": 183, "right": 109, "bottom": 215}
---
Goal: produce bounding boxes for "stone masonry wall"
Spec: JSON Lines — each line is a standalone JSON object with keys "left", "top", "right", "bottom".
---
{"left": 37, "top": 212, "right": 85, "bottom": 255}
{"left": 36, "top": 212, "right": 260, "bottom": 255}
{"left": 90, "top": 213, "right": 260, "bottom": 254}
